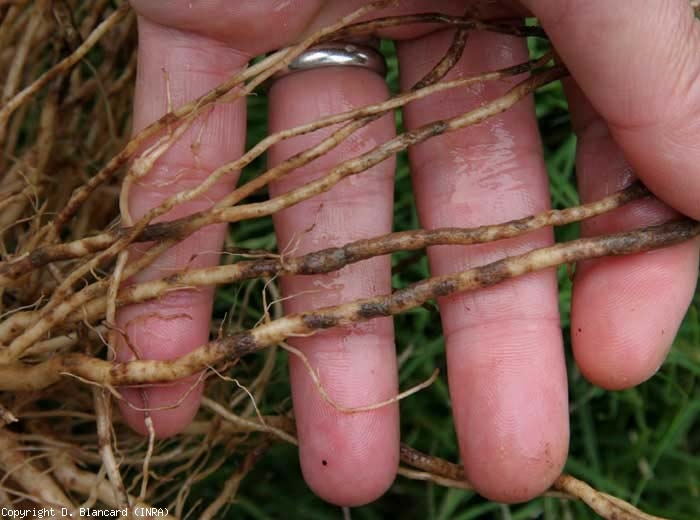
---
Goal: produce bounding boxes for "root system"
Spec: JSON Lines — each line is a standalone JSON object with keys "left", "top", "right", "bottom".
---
{"left": 0, "top": 2, "right": 697, "bottom": 518}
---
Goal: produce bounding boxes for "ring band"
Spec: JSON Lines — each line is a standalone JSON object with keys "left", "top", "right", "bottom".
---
{"left": 272, "top": 41, "right": 387, "bottom": 80}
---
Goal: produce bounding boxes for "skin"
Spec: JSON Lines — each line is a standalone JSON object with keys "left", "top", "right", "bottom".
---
{"left": 118, "top": 0, "right": 700, "bottom": 506}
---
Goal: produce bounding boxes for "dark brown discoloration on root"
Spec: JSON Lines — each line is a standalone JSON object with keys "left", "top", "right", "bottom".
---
{"left": 28, "top": 248, "right": 49, "bottom": 269}
{"left": 356, "top": 301, "right": 392, "bottom": 319}
{"left": 473, "top": 260, "right": 511, "bottom": 287}
{"left": 301, "top": 313, "right": 339, "bottom": 330}
{"left": 294, "top": 248, "right": 349, "bottom": 275}
{"left": 236, "top": 258, "right": 282, "bottom": 279}
{"left": 432, "top": 278, "right": 460, "bottom": 297}
{"left": 225, "top": 332, "right": 259, "bottom": 359}
{"left": 325, "top": 14, "right": 546, "bottom": 43}
{"left": 133, "top": 218, "right": 191, "bottom": 242}
{"left": 411, "top": 16, "right": 469, "bottom": 91}
{"left": 0, "top": 181, "right": 649, "bottom": 282}
{"left": 400, "top": 444, "right": 464, "bottom": 480}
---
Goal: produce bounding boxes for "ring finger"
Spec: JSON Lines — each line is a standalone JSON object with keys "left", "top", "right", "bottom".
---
{"left": 398, "top": 28, "right": 569, "bottom": 502}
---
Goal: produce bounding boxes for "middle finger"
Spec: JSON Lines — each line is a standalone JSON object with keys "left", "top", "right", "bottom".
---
{"left": 268, "top": 65, "right": 399, "bottom": 506}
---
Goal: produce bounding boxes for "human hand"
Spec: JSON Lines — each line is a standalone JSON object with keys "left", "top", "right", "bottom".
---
{"left": 119, "top": 0, "right": 700, "bottom": 506}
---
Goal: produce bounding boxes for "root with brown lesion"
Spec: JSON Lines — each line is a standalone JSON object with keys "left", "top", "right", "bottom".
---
{"left": 0, "top": 2, "right": 698, "bottom": 518}
{"left": 0, "top": 178, "right": 650, "bottom": 343}
{"left": 0, "top": 53, "right": 550, "bottom": 285}
{"left": 0, "top": 217, "right": 697, "bottom": 392}
{"left": 398, "top": 445, "right": 668, "bottom": 520}
{"left": 0, "top": 64, "right": 565, "bottom": 363}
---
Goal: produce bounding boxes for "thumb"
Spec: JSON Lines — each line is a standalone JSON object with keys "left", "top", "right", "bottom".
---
{"left": 522, "top": 0, "right": 700, "bottom": 219}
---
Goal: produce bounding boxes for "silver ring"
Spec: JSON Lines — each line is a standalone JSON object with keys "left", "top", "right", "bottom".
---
{"left": 272, "top": 41, "right": 387, "bottom": 80}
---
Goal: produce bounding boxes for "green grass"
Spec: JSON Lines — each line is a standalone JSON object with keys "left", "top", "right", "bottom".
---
{"left": 211, "top": 41, "right": 700, "bottom": 520}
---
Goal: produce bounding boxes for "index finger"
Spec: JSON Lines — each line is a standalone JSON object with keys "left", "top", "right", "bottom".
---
{"left": 116, "top": 17, "right": 248, "bottom": 437}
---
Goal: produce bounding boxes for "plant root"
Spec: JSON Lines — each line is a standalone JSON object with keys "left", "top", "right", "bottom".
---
{"left": 0, "top": 2, "right": 697, "bottom": 518}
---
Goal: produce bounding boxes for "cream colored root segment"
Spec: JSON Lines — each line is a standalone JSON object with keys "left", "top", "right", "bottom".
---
{"left": 553, "top": 475, "right": 668, "bottom": 520}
